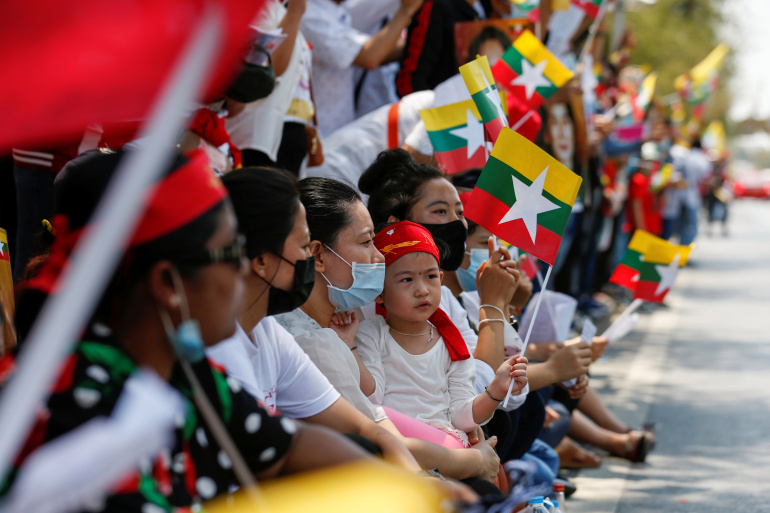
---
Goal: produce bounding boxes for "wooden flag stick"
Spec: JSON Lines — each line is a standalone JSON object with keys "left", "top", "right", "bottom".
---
{"left": 503, "top": 264, "right": 553, "bottom": 407}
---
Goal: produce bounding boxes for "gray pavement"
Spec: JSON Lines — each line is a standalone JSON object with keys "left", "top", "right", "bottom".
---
{"left": 567, "top": 199, "right": 770, "bottom": 513}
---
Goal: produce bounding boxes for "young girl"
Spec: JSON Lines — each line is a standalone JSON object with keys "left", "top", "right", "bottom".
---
{"left": 353, "top": 221, "right": 528, "bottom": 447}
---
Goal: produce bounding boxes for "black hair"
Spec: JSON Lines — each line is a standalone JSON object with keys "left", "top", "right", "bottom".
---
{"left": 358, "top": 148, "right": 444, "bottom": 229}
{"left": 691, "top": 137, "right": 702, "bottom": 149}
{"left": 467, "top": 27, "right": 511, "bottom": 64}
{"left": 222, "top": 167, "right": 300, "bottom": 259}
{"left": 299, "top": 177, "right": 361, "bottom": 246}
{"left": 15, "top": 150, "right": 226, "bottom": 343}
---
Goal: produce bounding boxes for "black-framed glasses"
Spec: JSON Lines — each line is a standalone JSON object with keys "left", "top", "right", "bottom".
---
{"left": 173, "top": 234, "right": 247, "bottom": 268}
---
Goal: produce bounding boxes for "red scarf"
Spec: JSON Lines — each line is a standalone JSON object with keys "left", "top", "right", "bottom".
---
{"left": 374, "top": 221, "right": 470, "bottom": 361}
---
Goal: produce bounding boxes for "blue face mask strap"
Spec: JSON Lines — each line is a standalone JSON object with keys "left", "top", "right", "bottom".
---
{"left": 323, "top": 244, "right": 353, "bottom": 268}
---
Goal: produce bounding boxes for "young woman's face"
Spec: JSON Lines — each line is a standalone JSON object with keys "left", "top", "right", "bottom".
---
{"left": 478, "top": 39, "right": 506, "bottom": 66}
{"left": 185, "top": 205, "right": 249, "bottom": 346}
{"left": 262, "top": 203, "right": 312, "bottom": 291}
{"left": 380, "top": 252, "right": 443, "bottom": 324}
{"left": 459, "top": 225, "right": 493, "bottom": 270}
{"left": 408, "top": 178, "right": 466, "bottom": 227}
{"left": 322, "top": 200, "right": 383, "bottom": 289}
{"left": 547, "top": 103, "right": 575, "bottom": 167}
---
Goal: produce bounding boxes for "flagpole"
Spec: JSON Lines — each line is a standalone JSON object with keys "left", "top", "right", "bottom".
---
{"left": 511, "top": 110, "right": 535, "bottom": 132}
{"left": 503, "top": 264, "right": 553, "bottom": 407}
{"left": 533, "top": 264, "right": 561, "bottom": 341}
{"left": 577, "top": 0, "right": 611, "bottom": 64}
{"left": 601, "top": 297, "right": 643, "bottom": 341}
{"left": 0, "top": 9, "right": 224, "bottom": 481}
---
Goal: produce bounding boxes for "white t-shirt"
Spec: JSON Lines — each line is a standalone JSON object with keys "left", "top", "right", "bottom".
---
{"left": 356, "top": 315, "right": 480, "bottom": 445}
{"left": 206, "top": 318, "right": 340, "bottom": 418}
{"left": 302, "top": 91, "right": 434, "bottom": 190}
{"left": 301, "top": 0, "right": 370, "bottom": 137}
{"left": 226, "top": 1, "right": 308, "bottom": 159}
{"left": 360, "top": 286, "right": 527, "bottom": 411}
{"left": 274, "top": 308, "right": 388, "bottom": 423}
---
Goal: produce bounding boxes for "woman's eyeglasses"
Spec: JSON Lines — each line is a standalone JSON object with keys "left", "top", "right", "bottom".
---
{"left": 174, "top": 235, "right": 247, "bottom": 268}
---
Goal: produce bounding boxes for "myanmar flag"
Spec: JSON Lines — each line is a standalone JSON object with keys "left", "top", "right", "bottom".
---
{"left": 463, "top": 128, "right": 582, "bottom": 266}
{"left": 609, "top": 230, "right": 665, "bottom": 291}
{"left": 420, "top": 100, "right": 488, "bottom": 175}
{"left": 634, "top": 241, "right": 693, "bottom": 303}
{"left": 572, "top": 0, "right": 603, "bottom": 19}
{"left": 459, "top": 55, "right": 509, "bottom": 144}
{"left": 674, "top": 43, "right": 728, "bottom": 104}
{"left": 491, "top": 30, "right": 573, "bottom": 110}
{"left": 634, "top": 72, "right": 657, "bottom": 123}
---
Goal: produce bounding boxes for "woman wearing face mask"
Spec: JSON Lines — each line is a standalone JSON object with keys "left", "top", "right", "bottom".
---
{"left": 275, "top": 177, "right": 503, "bottom": 488}
{"left": 205, "top": 168, "right": 427, "bottom": 476}
{"left": 5, "top": 151, "right": 374, "bottom": 511}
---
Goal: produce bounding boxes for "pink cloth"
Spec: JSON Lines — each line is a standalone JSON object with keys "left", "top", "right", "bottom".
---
{"left": 382, "top": 406, "right": 465, "bottom": 449}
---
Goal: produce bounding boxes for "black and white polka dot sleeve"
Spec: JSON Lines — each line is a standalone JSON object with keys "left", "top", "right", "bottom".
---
{"left": 225, "top": 383, "right": 296, "bottom": 475}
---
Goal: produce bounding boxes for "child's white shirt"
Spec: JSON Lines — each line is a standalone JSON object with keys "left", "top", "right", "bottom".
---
{"left": 356, "top": 315, "right": 485, "bottom": 443}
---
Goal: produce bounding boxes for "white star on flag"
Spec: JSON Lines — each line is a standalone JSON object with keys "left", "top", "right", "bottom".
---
{"left": 0, "top": 243, "right": 4, "bottom": 258}
{"left": 499, "top": 166, "right": 560, "bottom": 243}
{"left": 512, "top": 59, "right": 550, "bottom": 101}
{"left": 654, "top": 253, "right": 681, "bottom": 296}
{"left": 481, "top": 69, "right": 508, "bottom": 124}
{"left": 449, "top": 109, "right": 485, "bottom": 159}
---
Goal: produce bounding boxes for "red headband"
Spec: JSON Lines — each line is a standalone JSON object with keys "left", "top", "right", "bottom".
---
{"left": 130, "top": 150, "right": 227, "bottom": 245}
{"left": 374, "top": 221, "right": 469, "bottom": 362}
{"left": 26, "top": 150, "right": 227, "bottom": 295}
{"left": 374, "top": 221, "right": 440, "bottom": 267}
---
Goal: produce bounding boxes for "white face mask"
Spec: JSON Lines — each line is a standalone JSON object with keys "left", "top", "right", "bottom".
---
{"left": 321, "top": 245, "right": 385, "bottom": 311}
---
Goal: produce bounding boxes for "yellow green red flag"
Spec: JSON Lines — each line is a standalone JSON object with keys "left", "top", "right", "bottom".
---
{"left": 491, "top": 30, "right": 573, "bottom": 109}
{"left": 419, "top": 100, "right": 488, "bottom": 175}
{"left": 463, "top": 128, "right": 582, "bottom": 266}
{"left": 674, "top": 43, "right": 728, "bottom": 104}
{"left": 459, "top": 55, "right": 509, "bottom": 143}
{"left": 634, "top": 240, "right": 693, "bottom": 303}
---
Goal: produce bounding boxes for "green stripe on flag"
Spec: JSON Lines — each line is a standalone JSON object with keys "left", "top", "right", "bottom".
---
{"left": 470, "top": 89, "right": 502, "bottom": 123}
{"left": 476, "top": 156, "right": 573, "bottom": 235}
{"left": 427, "top": 126, "right": 472, "bottom": 153}
{"left": 501, "top": 45, "right": 560, "bottom": 99}
{"left": 619, "top": 248, "right": 643, "bottom": 270}
{"left": 638, "top": 261, "right": 661, "bottom": 282}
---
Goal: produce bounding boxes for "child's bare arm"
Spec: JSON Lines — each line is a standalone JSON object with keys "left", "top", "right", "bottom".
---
{"left": 330, "top": 312, "right": 377, "bottom": 396}
{"left": 471, "top": 356, "right": 528, "bottom": 425}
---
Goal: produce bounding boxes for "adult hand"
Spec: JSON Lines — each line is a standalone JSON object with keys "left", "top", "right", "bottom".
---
{"left": 511, "top": 256, "right": 534, "bottom": 310}
{"left": 548, "top": 340, "right": 591, "bottom": 382}
{"left": 590, "top": 336, "right": 609, "bottom": 361}
{"left": 565, "top": 374, "right": 589, "bottom": 399}
{"left": 476, "top": 237, "right": 519, "bottom": 309}
{"left": 470, "top": 436, "right": 501, "bottom": 483}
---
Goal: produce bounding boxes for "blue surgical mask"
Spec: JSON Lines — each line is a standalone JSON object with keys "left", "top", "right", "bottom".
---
{"left": 456, "top": 248, "right": 487, "bottom": 292}
{"left": 322, "top": 245, "right": 385, "bottom": 311}
{"left": 159, "top": 267, "right": 206, "bottom": 363}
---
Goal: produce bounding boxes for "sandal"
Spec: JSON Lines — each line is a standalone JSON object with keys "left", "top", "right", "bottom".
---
{"left": 557, "top": 437, "right": 603, "bottom": 469}
{"left": 616, "top": 430, "right": 652, "bottom": 463}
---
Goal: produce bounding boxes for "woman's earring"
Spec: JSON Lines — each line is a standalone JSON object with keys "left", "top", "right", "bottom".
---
{"left": 169, "top": 295, "right": 181, "bottom": 307}
{"left": 259, "top": 269, "right": 265, "bottom": 275}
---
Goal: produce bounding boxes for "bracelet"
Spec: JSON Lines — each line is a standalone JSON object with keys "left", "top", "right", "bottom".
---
{"left": 477, "top": 318, "right": 504, "bottom": 327}
{"left": 485, "top": 386, "right": 504, "bottom": 402}
{"left": 480, "top": 304, "right": 506, "bottom": 319}
{"left": 350, "top": 345, "right": 358, "bottom": 352}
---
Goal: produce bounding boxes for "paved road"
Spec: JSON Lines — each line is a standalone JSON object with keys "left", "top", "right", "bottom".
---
{"left": 568, "top": 199, "right": 770, "bottom": 513}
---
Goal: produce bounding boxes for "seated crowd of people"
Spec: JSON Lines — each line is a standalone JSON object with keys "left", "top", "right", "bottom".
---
{"left": 0, "top": 0, "right": 727, "bottom": 511}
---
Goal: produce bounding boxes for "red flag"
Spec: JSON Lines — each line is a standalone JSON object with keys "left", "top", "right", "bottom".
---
{"left": 0, "top": 0, "right": 267, "bottom": 151}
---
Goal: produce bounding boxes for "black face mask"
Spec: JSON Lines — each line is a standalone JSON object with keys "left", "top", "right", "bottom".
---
{"left": 420, "top": 220, "right": 468, "bottom": 272}
{"left": 262, "top": 255, "right": 316, "bottom": 316}
{"left": 225, "top": 46, "right": 275, "bottom": 103}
